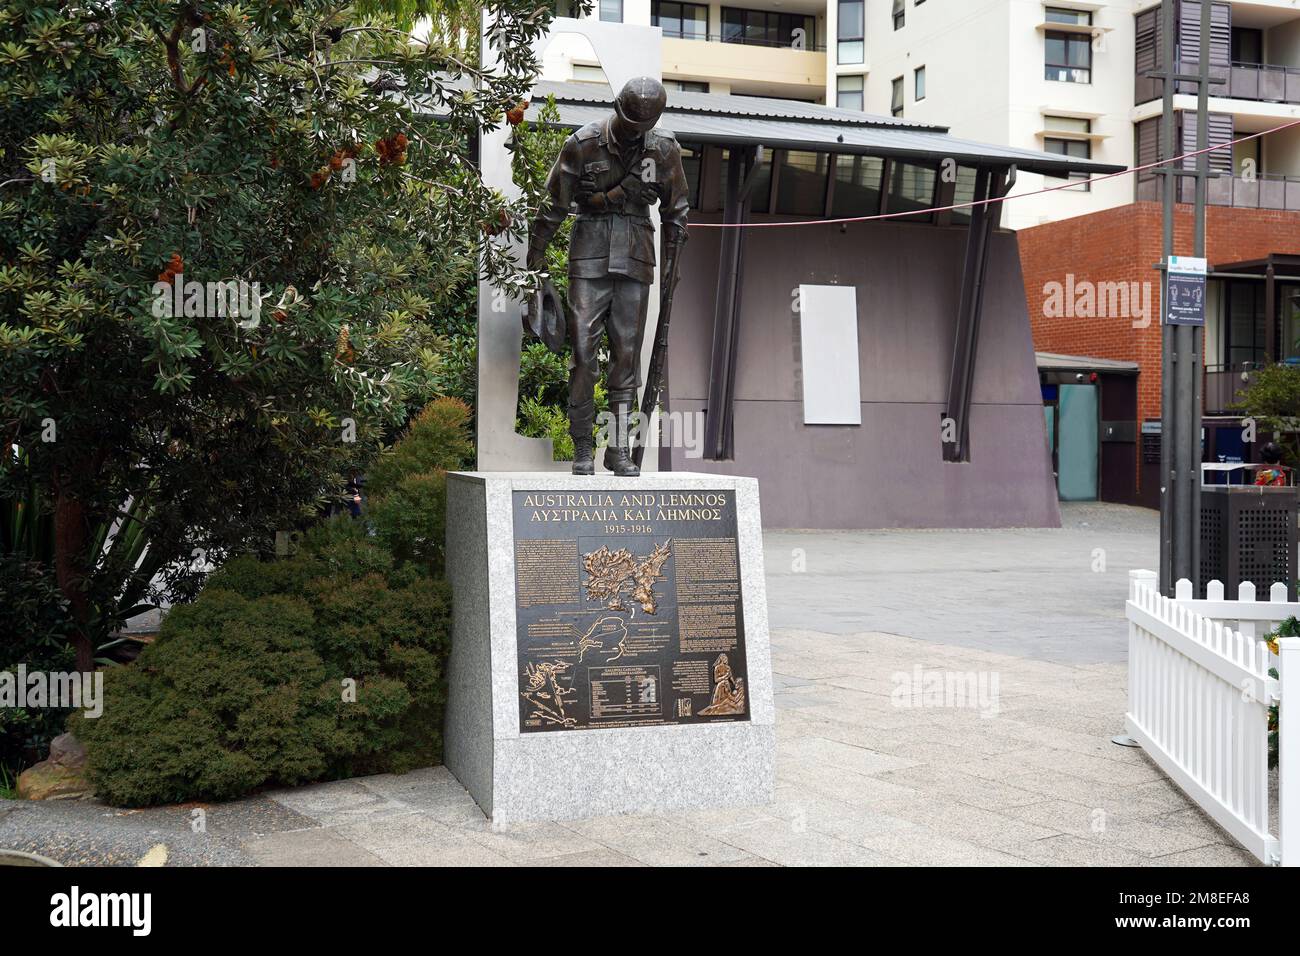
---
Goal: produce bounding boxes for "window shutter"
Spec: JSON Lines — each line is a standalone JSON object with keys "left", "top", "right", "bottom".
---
{"left": 1134, "top": 117, "right": 1161, "bottom": 201}
{"left": 1135, "top": 8, "right": 1162, "bottom": 104}
{"left": 1177, "top": 1, "right": 1232, "bottom": 91}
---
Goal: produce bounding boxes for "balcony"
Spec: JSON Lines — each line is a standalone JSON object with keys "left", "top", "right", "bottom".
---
{"left": 660, "top": 30, "right": 826, "bottom": 52}
{"left": 1226, "top": 61, "right": 1300, "bottom": 106}
{"left": 1137, "top": 172, "right": 1300, "bottom": 211}
{"left": 661, "top": 34, "right": 826, "bottom": 98}
{"left": 1204, "top": 363, "right": 1258, "bottom": 415}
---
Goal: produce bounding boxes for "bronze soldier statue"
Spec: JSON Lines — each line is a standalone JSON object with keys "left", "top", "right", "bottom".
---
{"left": 526, "top": 76, "right": 690, "bottom": 477}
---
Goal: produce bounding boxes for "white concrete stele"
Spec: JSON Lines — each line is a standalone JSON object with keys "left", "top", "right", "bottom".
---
{"left": 444, "top": 472, "right": 775, "bottom": 824}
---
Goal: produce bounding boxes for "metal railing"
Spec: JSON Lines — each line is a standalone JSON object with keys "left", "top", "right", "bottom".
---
{"left": 658, "top": 29, "right": 826, "bottom": 52}
{"left": 1228, "top": 60, "right": 1300, "bottom": 106}
{"left": 1136, "top": 60, "right": 1300, "bottom": 106}
{"left": 1204, "top": 363, "right": 1259, "bottom": 413}
{"left": 1138, "top": 172, "right": 1300, "bottom": 211}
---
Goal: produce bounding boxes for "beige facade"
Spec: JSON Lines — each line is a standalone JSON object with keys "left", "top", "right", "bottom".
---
{"left": 544, "top": 0, "right": 827, "bottom": 99}
{"left": 542, "top": 1, "right": 1300, "bottom": 228}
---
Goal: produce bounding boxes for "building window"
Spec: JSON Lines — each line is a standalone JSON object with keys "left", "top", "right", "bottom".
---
{"left": 1225, "top": 281, "right": 1265, "bottom": 367}
{"left": 1045, "top": 8, "right": 1092, "bottom": 83}
{"left": 667, "top": 79, "right": 709, "bottom": 92}
{"left": 837, "top": 74, "right": 864, "bottom": 111}
{"left": 721, "top": 7, "right": 816, "bottom": 49}
{"left": 1044, "top": 115, "right": 1092, "bottom": 191}
{"left": 1046, "top": 6, "right": 1090, "bottom": 25}
{"left": 891, "top": 76, "right": 904, "bottom": 117}
{"left": 652, "top": 1, "right": 708, "bottom": 40}
{"left": 599, "top": 0, "right": 623, "bottom": 23}
{"left": 948, "top": 165, "right": 979, "bottom": 225}
{"left": 571, "top": 64, "right": 607, "bottom": 84}
{"left": 681, "top": 146, "right": 702, "bottom": 209}
{"left": 831, "top": 154, "right": 883, "bottom": 216}
{"left": 719, "top": 148, "right": 773, "bottom": 213}
{"left": 838, "top": 0, "right": 864, "bottom": 64}
{"left": 886, "top": 162, "right": 937, "bottom": 220}
{"left": 892, "top": 0, "right": 905, "bottom": 31}
{"left": 776, "top": 151, "right": 831, "bottom": 216}
{"left": 914, "top": 65, "right": 926, "bottom": 101}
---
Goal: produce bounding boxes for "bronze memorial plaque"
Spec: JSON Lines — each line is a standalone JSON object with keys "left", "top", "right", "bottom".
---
{"left": 513, "top": 489, "right": 750, "bottom": 733}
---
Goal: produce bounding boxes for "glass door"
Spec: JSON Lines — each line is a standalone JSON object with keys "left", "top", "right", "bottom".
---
{"left": 1058, "top": 384, "right": 1099, "bottom": 501}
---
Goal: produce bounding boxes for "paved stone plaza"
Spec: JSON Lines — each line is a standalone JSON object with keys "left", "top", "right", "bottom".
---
{"left": 0, "top": 503, "right": 1262, "bottom": 866}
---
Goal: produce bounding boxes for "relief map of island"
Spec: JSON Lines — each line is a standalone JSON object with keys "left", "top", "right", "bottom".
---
{"left": 512, "top": 489, "right": 750, "bottom": 733}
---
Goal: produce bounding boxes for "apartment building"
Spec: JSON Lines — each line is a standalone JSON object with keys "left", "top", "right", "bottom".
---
{"left": 1010, "top": 0, "right": 1300, "bottom": 505}
{"left": 545, "top": 0, "right": 828, "bottom": 99}
{"left": 547, "top": 2, "right": 1300, "bottom": 226}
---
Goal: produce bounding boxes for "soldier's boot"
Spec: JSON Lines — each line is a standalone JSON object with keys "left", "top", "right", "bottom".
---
{"left": 572, "top": 435, "right": 595, "bottom": 476}
{"left": 570, "top": 399, "right": 595, "bottom": 476}
{"left": 603, "top": 393, "right": 640, "bottom": 478}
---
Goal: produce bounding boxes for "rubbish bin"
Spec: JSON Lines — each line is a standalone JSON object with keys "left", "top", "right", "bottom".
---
{"left": 1199, "top": 485, "right": 1298, "bottom": 599}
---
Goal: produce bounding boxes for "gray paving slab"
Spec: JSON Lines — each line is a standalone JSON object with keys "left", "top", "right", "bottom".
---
{"left": 763, "top": 502, "right": 1158, "bottom": 665}
{"left": 241, "top": 827, "right": 388, "bottom": 867}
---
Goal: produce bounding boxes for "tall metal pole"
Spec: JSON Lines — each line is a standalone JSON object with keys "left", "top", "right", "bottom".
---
{"left": 1159, "top": 0, "right": 1210, "bottom": 594}
{"left": 1158, "top": 0, "right": 1177, "bottom": 593}
{"left": 1188, "top": 0, "right": 1210, "bottom": 592}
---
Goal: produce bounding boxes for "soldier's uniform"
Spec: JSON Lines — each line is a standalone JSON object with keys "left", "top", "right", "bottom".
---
{"left": 527, "top": 86, "right": 690, "bottom": 476}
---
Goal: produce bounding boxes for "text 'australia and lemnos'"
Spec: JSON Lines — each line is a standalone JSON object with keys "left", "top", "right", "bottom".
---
{"left": 520, "top": 492, "right": 729, "bottom": 523}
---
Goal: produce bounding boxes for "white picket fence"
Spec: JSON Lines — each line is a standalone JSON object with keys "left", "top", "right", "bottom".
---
{"left": 1126, "top": 569, "right": 1299, "bottom": 866}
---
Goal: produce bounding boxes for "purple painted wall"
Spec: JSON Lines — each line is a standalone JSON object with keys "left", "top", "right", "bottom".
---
{"left": 664, "top": 217, "right": 1061, "bottom": 530}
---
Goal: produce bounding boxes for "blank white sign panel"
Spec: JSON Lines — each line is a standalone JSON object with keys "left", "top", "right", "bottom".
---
{"left": 798, "top": 284, "right": 862, "bottom": 425}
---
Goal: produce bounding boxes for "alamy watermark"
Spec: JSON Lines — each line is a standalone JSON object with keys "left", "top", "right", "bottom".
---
{"left": 0, "top": 665, "right": 103, "bottom": 718}
{"left": 1042, "top": 274, "right": 1154, "bottom": 329}
{"left": 152, "top": 275, "right": 262, "bottom": 328}
{"left": 890, "top": 666, "right": 1000, "bottom": 718}
{"left": 50, "top": 887, "right": 151, "bottom": 936}
{"left": 596, "top": 409, "right": 704, "bottom": 458}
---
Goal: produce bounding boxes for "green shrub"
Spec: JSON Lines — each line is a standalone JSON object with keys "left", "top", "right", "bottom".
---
{"left": 74, "top": 524, "right": 452, "bottom": 806}
{"left": 364, "top": 397, "right": 473, "bottom": 498}
{"left": 73, "top": 591, "right": 332, "bottom": 805}
{"left": 209, "top": 521, "right": 397, "bottom": 598}
{"left": 75, "top": 392, "right": 469, "bottom": 806}
{"left": 367, "top": 472, "right": 449, "bottom": 574}
{"left": 364, "top": 396, "right": 471, "bottom": 576}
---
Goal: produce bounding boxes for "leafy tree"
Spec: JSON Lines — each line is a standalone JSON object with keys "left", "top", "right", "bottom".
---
{"left": 0, "top": 0, "right": 553, "bottom": 668}
{"left": 1233, "top": 364, "right": 1300, "bottom": 466}
{"left": 0, "top": 555, "right": 75, "bottom": 777}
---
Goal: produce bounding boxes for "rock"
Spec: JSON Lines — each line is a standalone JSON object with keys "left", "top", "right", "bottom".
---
{"left": 47, "top": 733, "right": 87, "bottom": 770}
{"left": 16, "top": 760, "right": 92, "bottom": 801}
{"left": 16, "top": 734, "right": 92, "bottom": 800}
{"left": 136, "top": 843, "right": 168, "bottom": 867}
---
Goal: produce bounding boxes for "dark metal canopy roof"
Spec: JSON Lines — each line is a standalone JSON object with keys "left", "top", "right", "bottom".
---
{"left": 1213, "top": 254, "right": 1300, "bottom": 277}
{"left": 1036, "top": 351, "right": 1140, "bottom": 374}
{"left": 527, "top": 80, "right": 1126, "bottom": 179}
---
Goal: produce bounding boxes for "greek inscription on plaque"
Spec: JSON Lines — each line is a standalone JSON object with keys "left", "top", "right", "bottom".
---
{"left": 513, "top": 489, "right": 750, "bottom": 732}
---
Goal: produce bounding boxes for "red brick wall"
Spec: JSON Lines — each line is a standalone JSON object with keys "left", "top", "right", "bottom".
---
{"left": 1020, "top": 201, "right": 1300, "bottom": 428}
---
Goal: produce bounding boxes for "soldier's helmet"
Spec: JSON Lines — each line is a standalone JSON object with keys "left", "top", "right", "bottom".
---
{"left": 614, "top": 77, "right": 667, "bottom": 134}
